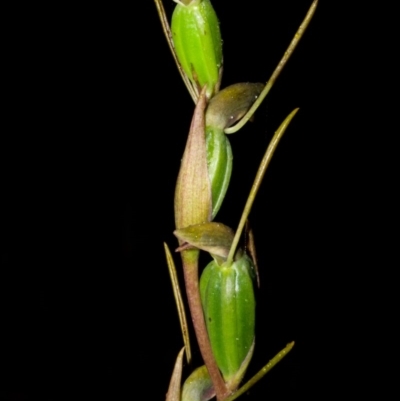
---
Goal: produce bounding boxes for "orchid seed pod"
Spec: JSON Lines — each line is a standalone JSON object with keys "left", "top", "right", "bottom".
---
{"left": 205, "top": 83, "right": 264, "bottom": 218}
{"left": 171, "top": 0, "right": 223, "bottom": 98}
{"left": 205, "top": 127, "right": 232, "bottom": 219}
{"left": 200, "top": 251, "right": 256, "bottom": 386}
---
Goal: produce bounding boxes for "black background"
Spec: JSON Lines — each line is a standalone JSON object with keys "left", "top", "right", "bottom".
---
{"left": 2, "top": 1, "right": 373, "bottom": 400}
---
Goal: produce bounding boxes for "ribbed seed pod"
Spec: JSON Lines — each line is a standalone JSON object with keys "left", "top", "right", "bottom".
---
{"left": 171, "top": 0, "right": 222, "bottom": 98}
{"left": 206, "top": 127, "right": 232, "bottom": 219}
{"left": 205, "top": 83, "right": 264, "bottom": 218}
{"left": 200, "top": 253, "right": 256, "bottom": 383}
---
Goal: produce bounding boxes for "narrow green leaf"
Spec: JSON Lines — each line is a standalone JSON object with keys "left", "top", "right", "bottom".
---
{"left": 227, "top": 108, "right": 300, "bottom": 265}
{"left": 164, "top": 242, "right": 191, "bottom": 363}
{"left": 224, "top": 342, "right": 295, "bottom": 401}
{"left": 225, "top": 0, "right": 319, "bottom": 134}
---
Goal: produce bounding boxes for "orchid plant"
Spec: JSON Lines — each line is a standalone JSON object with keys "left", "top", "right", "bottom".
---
{"left": 153, "top": 1, "right": 318, "bottom": 400}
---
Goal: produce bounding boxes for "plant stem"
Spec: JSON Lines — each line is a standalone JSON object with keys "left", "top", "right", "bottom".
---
{"left": 181, "top": 249, "right": 231, "bottom": 400}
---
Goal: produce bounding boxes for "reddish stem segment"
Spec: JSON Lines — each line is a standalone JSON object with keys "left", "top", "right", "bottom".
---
{"left": 181, "top": 249, "right": 230, "bottom": 401}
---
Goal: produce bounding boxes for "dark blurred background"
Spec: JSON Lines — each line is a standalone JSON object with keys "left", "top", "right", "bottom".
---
{"left": 2, "top": 1, "right": 369, "bottom": 399}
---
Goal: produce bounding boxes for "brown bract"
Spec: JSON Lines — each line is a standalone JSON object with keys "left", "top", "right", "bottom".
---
{"left": 174, "top": 87, "right": 212, "bottom": 231}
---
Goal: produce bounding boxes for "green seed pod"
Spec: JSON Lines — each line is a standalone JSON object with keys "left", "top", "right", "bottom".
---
{"left": 200, "top": 252, "right": 256, "bottom": 384}
{"left": 206, "top": 127, "right": 232, "bottom": 219}
{"left": 205, "top": 83, "right": 264, "bottom": 218}
{"left": 171, "top": 0, "right": 223, "bottom": 98}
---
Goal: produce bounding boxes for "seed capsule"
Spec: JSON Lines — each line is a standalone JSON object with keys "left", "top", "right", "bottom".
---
{"left": 205, "top": 83, "right": 264, "bottom": 218}
{"left": 206, "top": 127, "right": 232, "bottom": 219}
{"left": 171, "top": 0, "right": 223, "bottom": 98}
{"left": 200, "top": 252, "right": 256, "bottom": 384}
